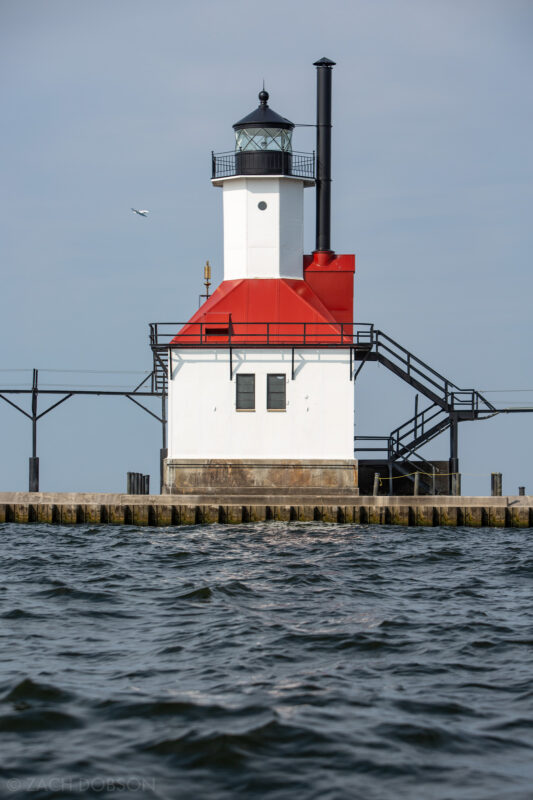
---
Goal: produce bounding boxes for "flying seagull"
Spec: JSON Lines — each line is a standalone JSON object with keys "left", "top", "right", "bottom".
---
{"left": 131, "top": 208, "right": 149, "bottom": 217}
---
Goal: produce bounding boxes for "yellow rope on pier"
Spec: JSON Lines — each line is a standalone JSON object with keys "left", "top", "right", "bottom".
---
{"left": 377, "top": 470, "right": 499, "bottom": 486}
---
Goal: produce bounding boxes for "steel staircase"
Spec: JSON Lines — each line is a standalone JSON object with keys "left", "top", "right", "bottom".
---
{"left": 354, "top": 328, "right": 497, "bottom": 479}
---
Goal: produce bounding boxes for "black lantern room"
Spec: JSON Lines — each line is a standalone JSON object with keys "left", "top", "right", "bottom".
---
{"left": 233, "top": 90, "right": 294, "bottom": 176}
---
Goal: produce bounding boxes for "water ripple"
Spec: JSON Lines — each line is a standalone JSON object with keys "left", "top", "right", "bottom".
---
{"left": 0, "top": 523, "right": 532, "bottom": 800}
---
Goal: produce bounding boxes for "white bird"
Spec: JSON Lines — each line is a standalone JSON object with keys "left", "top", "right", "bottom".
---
{"left": 131, "top": 208, "right": 149, "bottom": 217}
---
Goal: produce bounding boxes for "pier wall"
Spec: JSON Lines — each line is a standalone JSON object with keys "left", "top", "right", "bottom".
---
{"left": 0, "top": 492, "right": 531, "bottom": 527}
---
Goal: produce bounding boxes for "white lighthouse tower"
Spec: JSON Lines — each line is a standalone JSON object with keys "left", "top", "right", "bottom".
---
{"left": 163, "top": 59, "right": 358, "bottom": 498}
{"left": 216, "top": 87, "right": 311, "bottom": 282}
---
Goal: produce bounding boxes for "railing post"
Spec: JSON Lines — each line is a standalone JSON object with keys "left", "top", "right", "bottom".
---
{"left": 373, "top": 472, "right": 380, "bottom": 496}
{"left": 414, "top": 472, "right": 420, "bottom": 496}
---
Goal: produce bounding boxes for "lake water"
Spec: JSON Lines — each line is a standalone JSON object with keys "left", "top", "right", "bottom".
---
{"left": 1, "top": 523, "right": 533, "bottom": 799}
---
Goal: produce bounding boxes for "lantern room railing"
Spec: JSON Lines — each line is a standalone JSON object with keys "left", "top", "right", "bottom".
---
{"left": 211, "top": 150, "right": 315, "bottom": 181}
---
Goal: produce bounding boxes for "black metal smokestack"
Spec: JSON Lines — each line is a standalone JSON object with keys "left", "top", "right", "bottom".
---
{"left": 314, "top": 57, "right": 336, "bottom": 253}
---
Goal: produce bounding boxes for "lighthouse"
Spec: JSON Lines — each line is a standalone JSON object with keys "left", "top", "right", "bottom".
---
{"left": 163, "top": 59, "right": 358, "bottom": 498}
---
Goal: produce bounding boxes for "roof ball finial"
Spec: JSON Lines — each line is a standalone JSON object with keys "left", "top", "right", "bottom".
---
{"left": 258, "top": 85, "right": 269, "bottom": 105}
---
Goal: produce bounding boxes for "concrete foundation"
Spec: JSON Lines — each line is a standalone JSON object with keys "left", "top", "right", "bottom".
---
{"left": 163, "top": 458, "right": 360, "bottom": 497}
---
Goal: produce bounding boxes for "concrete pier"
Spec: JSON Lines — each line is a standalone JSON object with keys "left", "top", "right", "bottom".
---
{"left": 0, "top": 492, "right": 531, "bottom": 527}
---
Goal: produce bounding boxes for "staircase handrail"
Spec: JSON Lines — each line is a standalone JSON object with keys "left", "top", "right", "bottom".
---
{"left": 390, "top": 403, "right": 444, "bottom": 451}
{"left": 372, "top": 329, "right": 496, "bottom": 414}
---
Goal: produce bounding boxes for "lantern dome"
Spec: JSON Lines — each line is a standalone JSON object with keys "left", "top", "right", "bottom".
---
{"left": 232, "top": 89, "right": 294, "bottom": 175}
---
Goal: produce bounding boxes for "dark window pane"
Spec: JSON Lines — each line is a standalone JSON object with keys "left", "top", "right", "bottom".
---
{"left": 238, "top": 393, "right": 255, "bottom": 410}
{"left": 239, "top": 375, "right": 254, "bottom": 393}
{"left": 236, "top": 374, "right": 255, "bottom": 410}
{"left": 267, "top": 374, "right": 286, "bottom": 410}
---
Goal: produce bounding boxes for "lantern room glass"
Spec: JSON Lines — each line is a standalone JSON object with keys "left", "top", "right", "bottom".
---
{"left": 235, "top": 127, "right": 292, "bottom": 153}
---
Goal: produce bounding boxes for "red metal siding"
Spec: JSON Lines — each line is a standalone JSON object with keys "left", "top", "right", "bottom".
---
{"left": 303, "top": 252, "right": 355, "bottom": 324}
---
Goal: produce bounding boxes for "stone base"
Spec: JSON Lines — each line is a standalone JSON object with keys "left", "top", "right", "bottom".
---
{"left": 163, "top": 458, "right": 359, "bottom": 497}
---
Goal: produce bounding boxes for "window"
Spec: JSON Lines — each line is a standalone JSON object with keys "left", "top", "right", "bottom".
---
{"left": 236, "top": 374, "right": 255, "bottom": 410}
{"left": 267, "top": 374, "right": 286, "bottom": 410}
{"left": 235, "top": 127, "right": 292, "bottom": 152}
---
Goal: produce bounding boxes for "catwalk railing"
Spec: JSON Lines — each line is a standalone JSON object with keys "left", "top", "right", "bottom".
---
{"left": 149, "top": 321, "right": 495, "bottom": 415}
{"left": 149, "top": 320, "right": 375, "bottom": 391}
{"left": 211, "top": 151, "right": 316, "bottom": 181}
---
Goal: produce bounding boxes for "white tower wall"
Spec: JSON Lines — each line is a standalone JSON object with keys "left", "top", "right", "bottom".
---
{"left": 218, "top": 176, "right": 304, "bottom": 281}
{"left": 167, "top": 349, "right": 354, "bottom": 460}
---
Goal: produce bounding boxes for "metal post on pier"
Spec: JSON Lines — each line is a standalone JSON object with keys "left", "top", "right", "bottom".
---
{"left": 449, "top": 414, "right": 460, "bottom": 496}
{"left": 29, "top": 369, "right": 39, "bottom": 492}
{"left": 491, "top": 473, "right": 503, "bottom": 497}
{"left": 160, "top": 375, "right": 168, "bottom": 494}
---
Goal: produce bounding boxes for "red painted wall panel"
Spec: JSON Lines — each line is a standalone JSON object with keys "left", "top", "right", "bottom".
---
{"left": 303, "top": 253, "right": 355, "bottom": 324}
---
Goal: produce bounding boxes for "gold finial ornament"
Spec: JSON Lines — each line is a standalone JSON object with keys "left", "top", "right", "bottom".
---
{"left": 199, "top": 260, "right": 212, "bottom": 305}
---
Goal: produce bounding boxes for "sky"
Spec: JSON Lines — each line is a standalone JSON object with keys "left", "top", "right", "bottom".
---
{"left": 1, "top": 0, "right": 532, "bottom": 495}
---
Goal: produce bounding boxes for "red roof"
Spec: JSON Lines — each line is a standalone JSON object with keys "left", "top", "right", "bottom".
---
{"left": 172, "top": 278, "right": 350, "bottom": 345}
